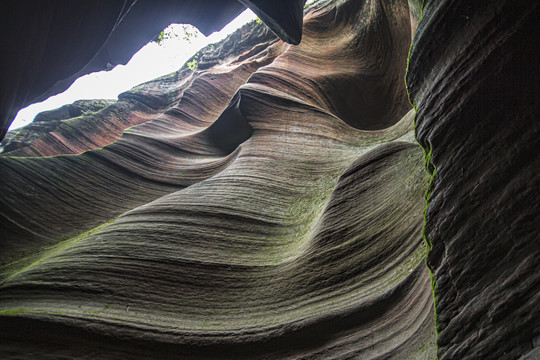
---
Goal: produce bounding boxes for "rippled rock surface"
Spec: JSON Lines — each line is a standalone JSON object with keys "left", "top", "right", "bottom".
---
{"left": 0, "top": 0, "right": 437, "bottom": 358}
{"left": 0, "top": 100, "right": 117, "bottom": 155}
{"left": 407, "top": 0, "right": 540, "bottom": 359}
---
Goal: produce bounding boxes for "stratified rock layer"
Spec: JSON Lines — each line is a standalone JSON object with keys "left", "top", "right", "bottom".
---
{"left": 0, "top": 0, "right": 437, "bottom": 358}
{"left": 407, "top": 0, "right": 540, "bottom": 359}
{"left": 0, "top": 23, "right": 278, "bottom": 158}
{"left": 1, "top": 0, "right": 312, "bottom": 141}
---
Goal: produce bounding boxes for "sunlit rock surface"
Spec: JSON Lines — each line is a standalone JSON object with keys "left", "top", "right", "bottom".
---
{"left": 1, "top": 0, "right": 310, "bottom": 141}
{"left": 0, "top": 100, "right": 116, "bottom": 155}
{"left": 0, "top": 0, "right": 438, "bottom": 358}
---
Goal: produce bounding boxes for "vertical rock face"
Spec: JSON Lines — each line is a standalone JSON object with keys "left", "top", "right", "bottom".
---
{"left": 407, "top": 0, "right": 540, "bottom": 359}
{"left": 0, "top": 0, "right": 439, "bottom": 358}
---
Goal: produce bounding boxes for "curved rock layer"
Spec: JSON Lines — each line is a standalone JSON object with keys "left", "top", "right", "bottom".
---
{"left": 1, "top": 0, "right": 436, "bottom": 358}
{"left": 1, "top": 0, "right": 310, "bottom": 141}
{"left": 1, "top": 23, "right": 279, "bottom": 158}
{"left": 0, "top": 99, "right": 116, "bottom": 155}
{"left": 407, "top": 0, "right": 540, "bottom": 359}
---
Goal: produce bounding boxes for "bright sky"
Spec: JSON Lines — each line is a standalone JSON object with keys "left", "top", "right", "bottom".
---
{"left": 9, "top": 9, "right": 257, "bottom": 131}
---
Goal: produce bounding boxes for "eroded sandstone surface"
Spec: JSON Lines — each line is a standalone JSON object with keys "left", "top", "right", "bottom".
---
{"left": 1, "top": 0, "right": 539, "bottom": 359}
{"left": 0, "top": 0, "right": 438, "bottom": 358}
{"left": 407, "top": 0, "right": 540, "bottom": 359}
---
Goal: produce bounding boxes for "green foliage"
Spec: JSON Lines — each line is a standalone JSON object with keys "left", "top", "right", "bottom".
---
{"left": 187, "top": 59, "right": 198, "bottom": 71}
{"left": 180, "top": 25, "right": 199, "bottom": 42}
{"left": 155, "top": 24, "right": 201, "bottom": 45}
{"left": 156, "top": 30, "right": 166, "bottom": 45}
{"left": 187, "top": 52, "right": 200, "bottom": 71}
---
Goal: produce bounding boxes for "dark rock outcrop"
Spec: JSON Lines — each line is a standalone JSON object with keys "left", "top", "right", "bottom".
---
{"left": 239, "top": 0, "right": 306, "bottom": 44}
{"left": 407, "top": 0, "right": 540, "bottom": 359}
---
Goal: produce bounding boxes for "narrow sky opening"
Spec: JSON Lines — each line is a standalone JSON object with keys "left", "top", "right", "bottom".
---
{"left": 9, "top": 9, "right": 257, "bottom": 131}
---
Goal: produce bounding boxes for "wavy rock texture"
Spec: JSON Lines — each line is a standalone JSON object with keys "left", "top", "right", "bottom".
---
{"left": 1, "top": 0, "right": 253, "bottom": 141}
{"left": 0, "top": 0, "right": 437, "bottom": 358}
{"left": 0, "top": 99, "right": 115, "bottom": 155}
{"left": 407, "top": 0, "right": 540, "bottom": 359}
